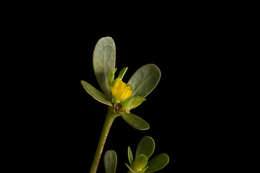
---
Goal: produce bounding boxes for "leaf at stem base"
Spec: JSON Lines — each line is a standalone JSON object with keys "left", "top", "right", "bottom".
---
{"left": 121, "top": 112, "right": 150, "bottom": 130}
{"left": 104, "top": 150, "right": 117, "bottom": 173}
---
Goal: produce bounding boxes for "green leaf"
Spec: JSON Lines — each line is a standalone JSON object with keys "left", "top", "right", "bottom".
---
{"left": 104, "top": 150, "right": 117, "bottom": 173}
{"left": 126, "top": 163, "right": 148, "bottom": 173}
{"left": 93, "top": 37, "right": 116, "bottom": 98}
{"left": 125, "top": 163, "right": 136, "bottom": 173}
{"left": 108, "top": 68, "right": 117, "bottom": 86}
{"left": 140, "top": 167, "right": 149, "bottom": 173}
{"left": 132, "top": 154, "right": 148, "bottom": 172}
{"left": 81, "top": 80, "right": 112, "bottom": 106}
{"left": 136, "top": 136, "right": 155, "bottom": 159}
{"left": 145, "top": 153, "right": 169, "bottom": 173}
{"left": 128, "top": 64, "right": 161, "bottom": 97}
{"left": 121, "top": 112, "right": 150, "bottom": 130}
{"left": 117, "top": 67, "right": 128, "bottom": 80}
{"left": 128, "top": 146, "right": 134, "bottom": 165}
{"left": 122, "top": 96, "right": 146, "bottom": 110}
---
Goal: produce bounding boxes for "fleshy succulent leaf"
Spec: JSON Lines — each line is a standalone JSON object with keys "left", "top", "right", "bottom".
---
{"left": 122, "top": 96, "right": 146, "bottom": 110}
{"left": 128, "top": 64, "right": 161, "bottom": 98}
{"left": 81, "top": 80, "right": 112, "bottom": 106}
{"left": 128, "top": 146, "right": 134, "bottom": 165}
{"left": 117, "top": 67, "right": 128, "bottom": 80}
{"left": 93, "top": 37, "right": 116, "bottom": 98}
{"left": 132, "top": 154, "right": 148, "bottom": 172}
{"left": 145, "top": 153, "right": 169, "bottom": 173}
{"left": 136, "top": 136, "right": 155, "bottom": 159}
{"left": 104, "top": 150, "right": 117, "bottom": 173}
{"left": 108, "top": 68, "right": 117, "bottom": 87}
{"left": 121, "top": 112, "right": 150, "bottom": 130}
{"left": 140, "top": 167, "right": 148, "bottom": 173}
{"left": 125, "top": 163, "right": 136, "bottom": 173}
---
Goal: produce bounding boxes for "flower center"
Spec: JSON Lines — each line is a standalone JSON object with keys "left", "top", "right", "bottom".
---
{"left": 111, "top": 79, "right": 132, "bottom": 102}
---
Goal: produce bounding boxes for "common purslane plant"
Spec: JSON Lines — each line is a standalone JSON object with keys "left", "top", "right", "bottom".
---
{"left": 81, "top": 37, "right": 169, "bottom": 173}
{"left": 104, "top": 136, "right": 169, "bottom": 173}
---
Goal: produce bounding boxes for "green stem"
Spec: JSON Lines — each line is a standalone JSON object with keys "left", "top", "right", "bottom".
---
{"left": 89, "top": 107, "right": 118, "bottom": 173}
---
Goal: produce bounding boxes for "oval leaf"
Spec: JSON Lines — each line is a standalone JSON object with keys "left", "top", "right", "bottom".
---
{"left": 121, "top": 112, "right": 150, "bottom": 130}
{"left": 128, "top": 64, "right": 161, "bottom": 97}
{"left": 128, "top": 146, "right": 134, "bottom": 165}
{"left": 104, "top": 150, "right": 117, "bottom": 173}
{"left": 136, "top": 136, "right": 155, "bottom": 159}
{"left": 125, "top": 163, "right": 136, "bottom": 173}
{"left": 146, "top": 153, "right": 169, "bottom": 173}
{"left": 132, "top": 154, "right": 148, "bottom": 172}
{"left": 117, "top": 67, "right": 128, "bottom": 80}
{"left": 81, "top": 80, "right": 112, "bottom": 106}
{"left": 93, "top": 37, "right": 116, "bottom": 98}
{"left": 122, "top": 96, "right": 146, "bottom": 110}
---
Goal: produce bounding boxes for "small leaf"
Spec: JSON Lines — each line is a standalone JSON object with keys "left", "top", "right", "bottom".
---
{"left": 108, "top": 68, "right": 117, "bottom": 86}
{"left": 132, "top": 154, "right": 148, "bottom": 172}
{"left": 125, "top": 163, "right": 136, "bottom": 173}
{"left": 81, "top": 80, "right": 112, "bottom": 106}
{"left": 145, "top": 153, "right": 169, "bottom": 173}
{"left": 93, "top": 37, "right": 116, "bottom": 98}
{"left": 122, "top": 96, "right": 146, "bottom": 110}
{"left": 104, "top": 150, "right": 117, "bottom": 173}
{"left": 136, "top": 136, "right": 155, "bottom": 159}
{"left": 126, "top": 163, "right": 148, "bottom": 173}
{"left": 117, "top": 67, "right": 128, "bottom": 80}
{"left": 128, "top": 64, "right": 161, "bottom": 97}
{"left": 140, "top": 167, "right": 148, "bottom": 173}
{"left": 121, "top": 112, "right": 150, "bottom": 130}
{"left": 128, "top": 146, "right": 134, "bottom": 165}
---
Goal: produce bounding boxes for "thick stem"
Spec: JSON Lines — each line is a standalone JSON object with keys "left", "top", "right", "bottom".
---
{"left": 89, "top": 108, "right": 118, "bottom": 173}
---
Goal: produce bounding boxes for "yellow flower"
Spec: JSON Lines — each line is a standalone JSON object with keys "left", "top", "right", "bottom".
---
{"left": 112, "top": 79, "right": 132, "bottom": 102}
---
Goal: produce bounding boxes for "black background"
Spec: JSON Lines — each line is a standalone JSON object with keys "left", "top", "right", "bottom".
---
{"left": 3, "top": 4, "right": 252, "bottom": 172}
{"left": 78, "top": 29, "right": 234, "bottom": 172}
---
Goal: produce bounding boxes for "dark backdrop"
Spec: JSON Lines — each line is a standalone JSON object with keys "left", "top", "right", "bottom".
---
{"left": 77, "top": 30, "right": 232, "bottom": 172}
{"left": 4, "top": 4, "right": 248, "bottom": 172}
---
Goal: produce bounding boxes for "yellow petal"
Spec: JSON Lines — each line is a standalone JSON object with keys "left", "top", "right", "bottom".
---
{"left": 112, "top": 80, "right": 133, "bottom": 102}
